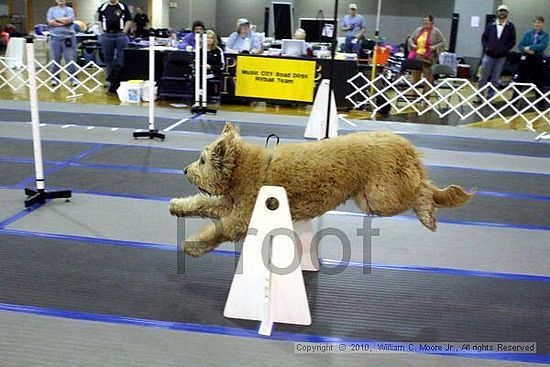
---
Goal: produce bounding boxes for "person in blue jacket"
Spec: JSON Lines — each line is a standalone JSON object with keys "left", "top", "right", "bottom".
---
{"left": 178, "top": 20, "right": 205, "bottom": 51}
{"left": 517, "top": 16, "right": 548, "bottom": 105}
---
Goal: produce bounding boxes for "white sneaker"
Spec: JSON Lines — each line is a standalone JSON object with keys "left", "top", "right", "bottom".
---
{"left": 51, "top": 80, "right": 59, "bottom": 87}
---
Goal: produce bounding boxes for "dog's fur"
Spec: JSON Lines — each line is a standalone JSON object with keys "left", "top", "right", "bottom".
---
{"left": 170, "top": 123, "right": 473, "bottom": 257}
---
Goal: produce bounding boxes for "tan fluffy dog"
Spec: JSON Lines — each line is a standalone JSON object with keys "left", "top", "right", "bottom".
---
{"left": 170, "top": 122, "right": 473, "bottom": 257}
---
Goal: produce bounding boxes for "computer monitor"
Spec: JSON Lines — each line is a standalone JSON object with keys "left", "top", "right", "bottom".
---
{"left": 299, "top": 18, "right": 336, "bottom": 42}
{"left": 282, "top": 39, "right": 306, "bottom": 57}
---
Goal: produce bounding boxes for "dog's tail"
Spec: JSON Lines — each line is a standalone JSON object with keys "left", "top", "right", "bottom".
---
{"left": 415, "top": 182, "right": 474, "bottom": 231}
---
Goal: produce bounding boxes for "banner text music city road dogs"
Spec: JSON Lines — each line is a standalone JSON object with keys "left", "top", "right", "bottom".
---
{"left": 236, "top": 56, "right": 316, "bottom": 102}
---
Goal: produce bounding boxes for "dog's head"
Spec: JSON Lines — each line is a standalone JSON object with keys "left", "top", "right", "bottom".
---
{"left": 184, "top": 122, "right": 240, "bottom": 196}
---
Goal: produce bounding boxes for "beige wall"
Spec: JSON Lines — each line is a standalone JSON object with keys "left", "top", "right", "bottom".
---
{"left": 168, "top": 0, "right": 217, "bottom": 31}
{"left": 454, "top": 0, "right": 497, "bottom": 58}
{"left": 151, "top": 0, "right": 169, "bottom": 28}
{"left": 504, "top": 0, "right": 550, "bottom": 39}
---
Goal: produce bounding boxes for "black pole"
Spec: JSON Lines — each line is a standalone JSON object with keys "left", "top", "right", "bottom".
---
{"left": 324, "top": 0, "right": 339, "bottom": 139}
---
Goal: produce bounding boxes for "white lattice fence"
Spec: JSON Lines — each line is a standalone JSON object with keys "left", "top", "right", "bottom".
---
{"left": 347, "top": 73, "right": 550, "bottom": 132}
{"left": 0, "top": 58, "right": 104, "bottom": 94}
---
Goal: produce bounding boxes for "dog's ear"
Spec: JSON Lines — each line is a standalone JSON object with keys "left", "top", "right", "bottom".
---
{"left": 222, "top": 121, "right": 239, "bottom": 136}
{"left": 212, "top": 138, "right": 227, "bottom": 161}
{"left": 211, "top": 133, "right": 238, "bottom": 174}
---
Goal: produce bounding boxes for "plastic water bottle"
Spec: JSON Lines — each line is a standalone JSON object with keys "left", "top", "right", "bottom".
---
{"left": 171, "top": 32, "right": 177, "bottom": 47}
{"left": 244, "top": 37, "right": 251, "bottom": 52}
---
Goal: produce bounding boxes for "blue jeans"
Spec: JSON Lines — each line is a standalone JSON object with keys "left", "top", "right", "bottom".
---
{"left": 100, "top": 33, "right": 128, "bottom": 79}
{"left": 478, "top": 54, "right": 507, "bottom": 98}
{"left": 343, "top": 35, "right": 361, "bottom": 54}
{"left": 49, "top": 35, "right": 77, "bottom": 83}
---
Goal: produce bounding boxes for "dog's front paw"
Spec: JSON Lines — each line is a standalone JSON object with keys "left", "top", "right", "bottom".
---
{"left": 169, "top": 198, "right": 188, "bottom": 216}
{"left": 183, "top": 241, "right": 212, "bottom": 257}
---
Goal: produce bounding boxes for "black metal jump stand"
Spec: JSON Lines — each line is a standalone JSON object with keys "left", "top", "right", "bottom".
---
{"left": 133, "top": 129, "right": 165, "bottom": 140}
{"left": 25, "top": 187, "right": 72, "bottom": 208}
{"left": 191, "top": 104, "right": 217, "bottom": 114}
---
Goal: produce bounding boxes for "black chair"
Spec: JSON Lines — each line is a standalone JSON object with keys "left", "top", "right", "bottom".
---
{"left": 400, "top": 58, "right": 424, "bottom": 75}
{"left": 158, "top": 51, "right": 194, "bottom": 101}
{"left": 431, "top": 64, "right": 455, "bottom": 83}
{"left": 396, "top": 58, "right": 424, "bottom": 105}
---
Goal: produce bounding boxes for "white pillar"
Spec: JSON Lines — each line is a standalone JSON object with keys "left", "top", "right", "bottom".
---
{"left": 151, "top": 0, "right": 170, "bottom": 29}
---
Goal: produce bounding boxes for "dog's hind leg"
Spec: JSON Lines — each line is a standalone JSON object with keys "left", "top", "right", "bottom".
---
{"left": 413, "top": 183, "right": 437, "bottom": 232}
{"left": 413, "top": 182, "right": 474, "bottom": 232}
{"left": 353, "top": 193, "right": 380, "bottom": 216}
{"left": 353, "top": 189, "right": 412, "bottom": 218}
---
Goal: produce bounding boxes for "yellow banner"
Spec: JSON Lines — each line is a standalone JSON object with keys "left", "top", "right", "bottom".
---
{"left": 235, "top": 56, "right": 316, "bottom": 102}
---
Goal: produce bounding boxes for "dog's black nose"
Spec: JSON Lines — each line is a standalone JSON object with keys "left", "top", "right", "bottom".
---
{"left": 183, "top": 167, "right": 188, "bottom": 175}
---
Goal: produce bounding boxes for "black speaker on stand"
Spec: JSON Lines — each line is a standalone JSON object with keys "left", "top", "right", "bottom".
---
{"left": 449, "top": 13, "right": 459, "bottom": 53}
{"left": 264, "top": 7, "right": 270, "bottom": 35}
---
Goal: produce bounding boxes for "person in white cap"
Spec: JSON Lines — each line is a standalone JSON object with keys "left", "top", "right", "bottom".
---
{"left": 477, "top": 4, "right": 516, "bottom": 102}
{"left": 225, "top": 18, "right": 262, "bottom": 54}
{"left": 342, "top": 3, "right": 366, "bottom": 54}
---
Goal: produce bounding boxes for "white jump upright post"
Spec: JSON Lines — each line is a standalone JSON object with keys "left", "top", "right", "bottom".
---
{"left": 304, "top": 79, "right": 339, "bottom": 140}
{"left": 191, "top": 32, "right": 216, "bottom": 114}
{"left": 224, "top": 186, "right": 312, "bottom": 336}
{"left": 24, "top": 36, "right": 72, "bottom": 208}
{"left": 133, "top": 36, "right": 165, "bottom": 140}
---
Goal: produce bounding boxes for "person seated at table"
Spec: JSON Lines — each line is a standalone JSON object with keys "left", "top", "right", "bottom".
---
{"left": 225, "top": 18, "right": 262, "bottom": 54}
{"left": 206, "top": 29, "right": 225, "bottom": 78}
{"left": 293, "top": 28, "right": 312, "bottom": 56}
{"left": 178, "top": 20, "right": 205, "bottom": 51}
{"left": 0, "top": 24, "right": 14, "bottom": 51}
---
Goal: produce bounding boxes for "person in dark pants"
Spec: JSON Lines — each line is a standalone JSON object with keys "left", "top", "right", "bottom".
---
{"left": 477, "top": 5, "right": 516, "bottom": 102}
{"left": 47, "top": 0, "right": 78, "bottom": 86}
{"left": 517, "top": 16, "right": 548, "bottom": 108}
{"left": 133, "top": 7, "right": 149, "bottom": 38}
{"left": 97, "top": 0, "right": 132, "bottom": 86}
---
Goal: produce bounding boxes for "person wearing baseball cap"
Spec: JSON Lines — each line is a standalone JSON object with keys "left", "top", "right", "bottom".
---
{"left": 477, "top": 4, "right": 516, "bottom": 102}
{"left": 342, "top": 3, "right": 366, "bottom": 54}
{"left": 225, "top": 17, "right": 262, "bottom": 54}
